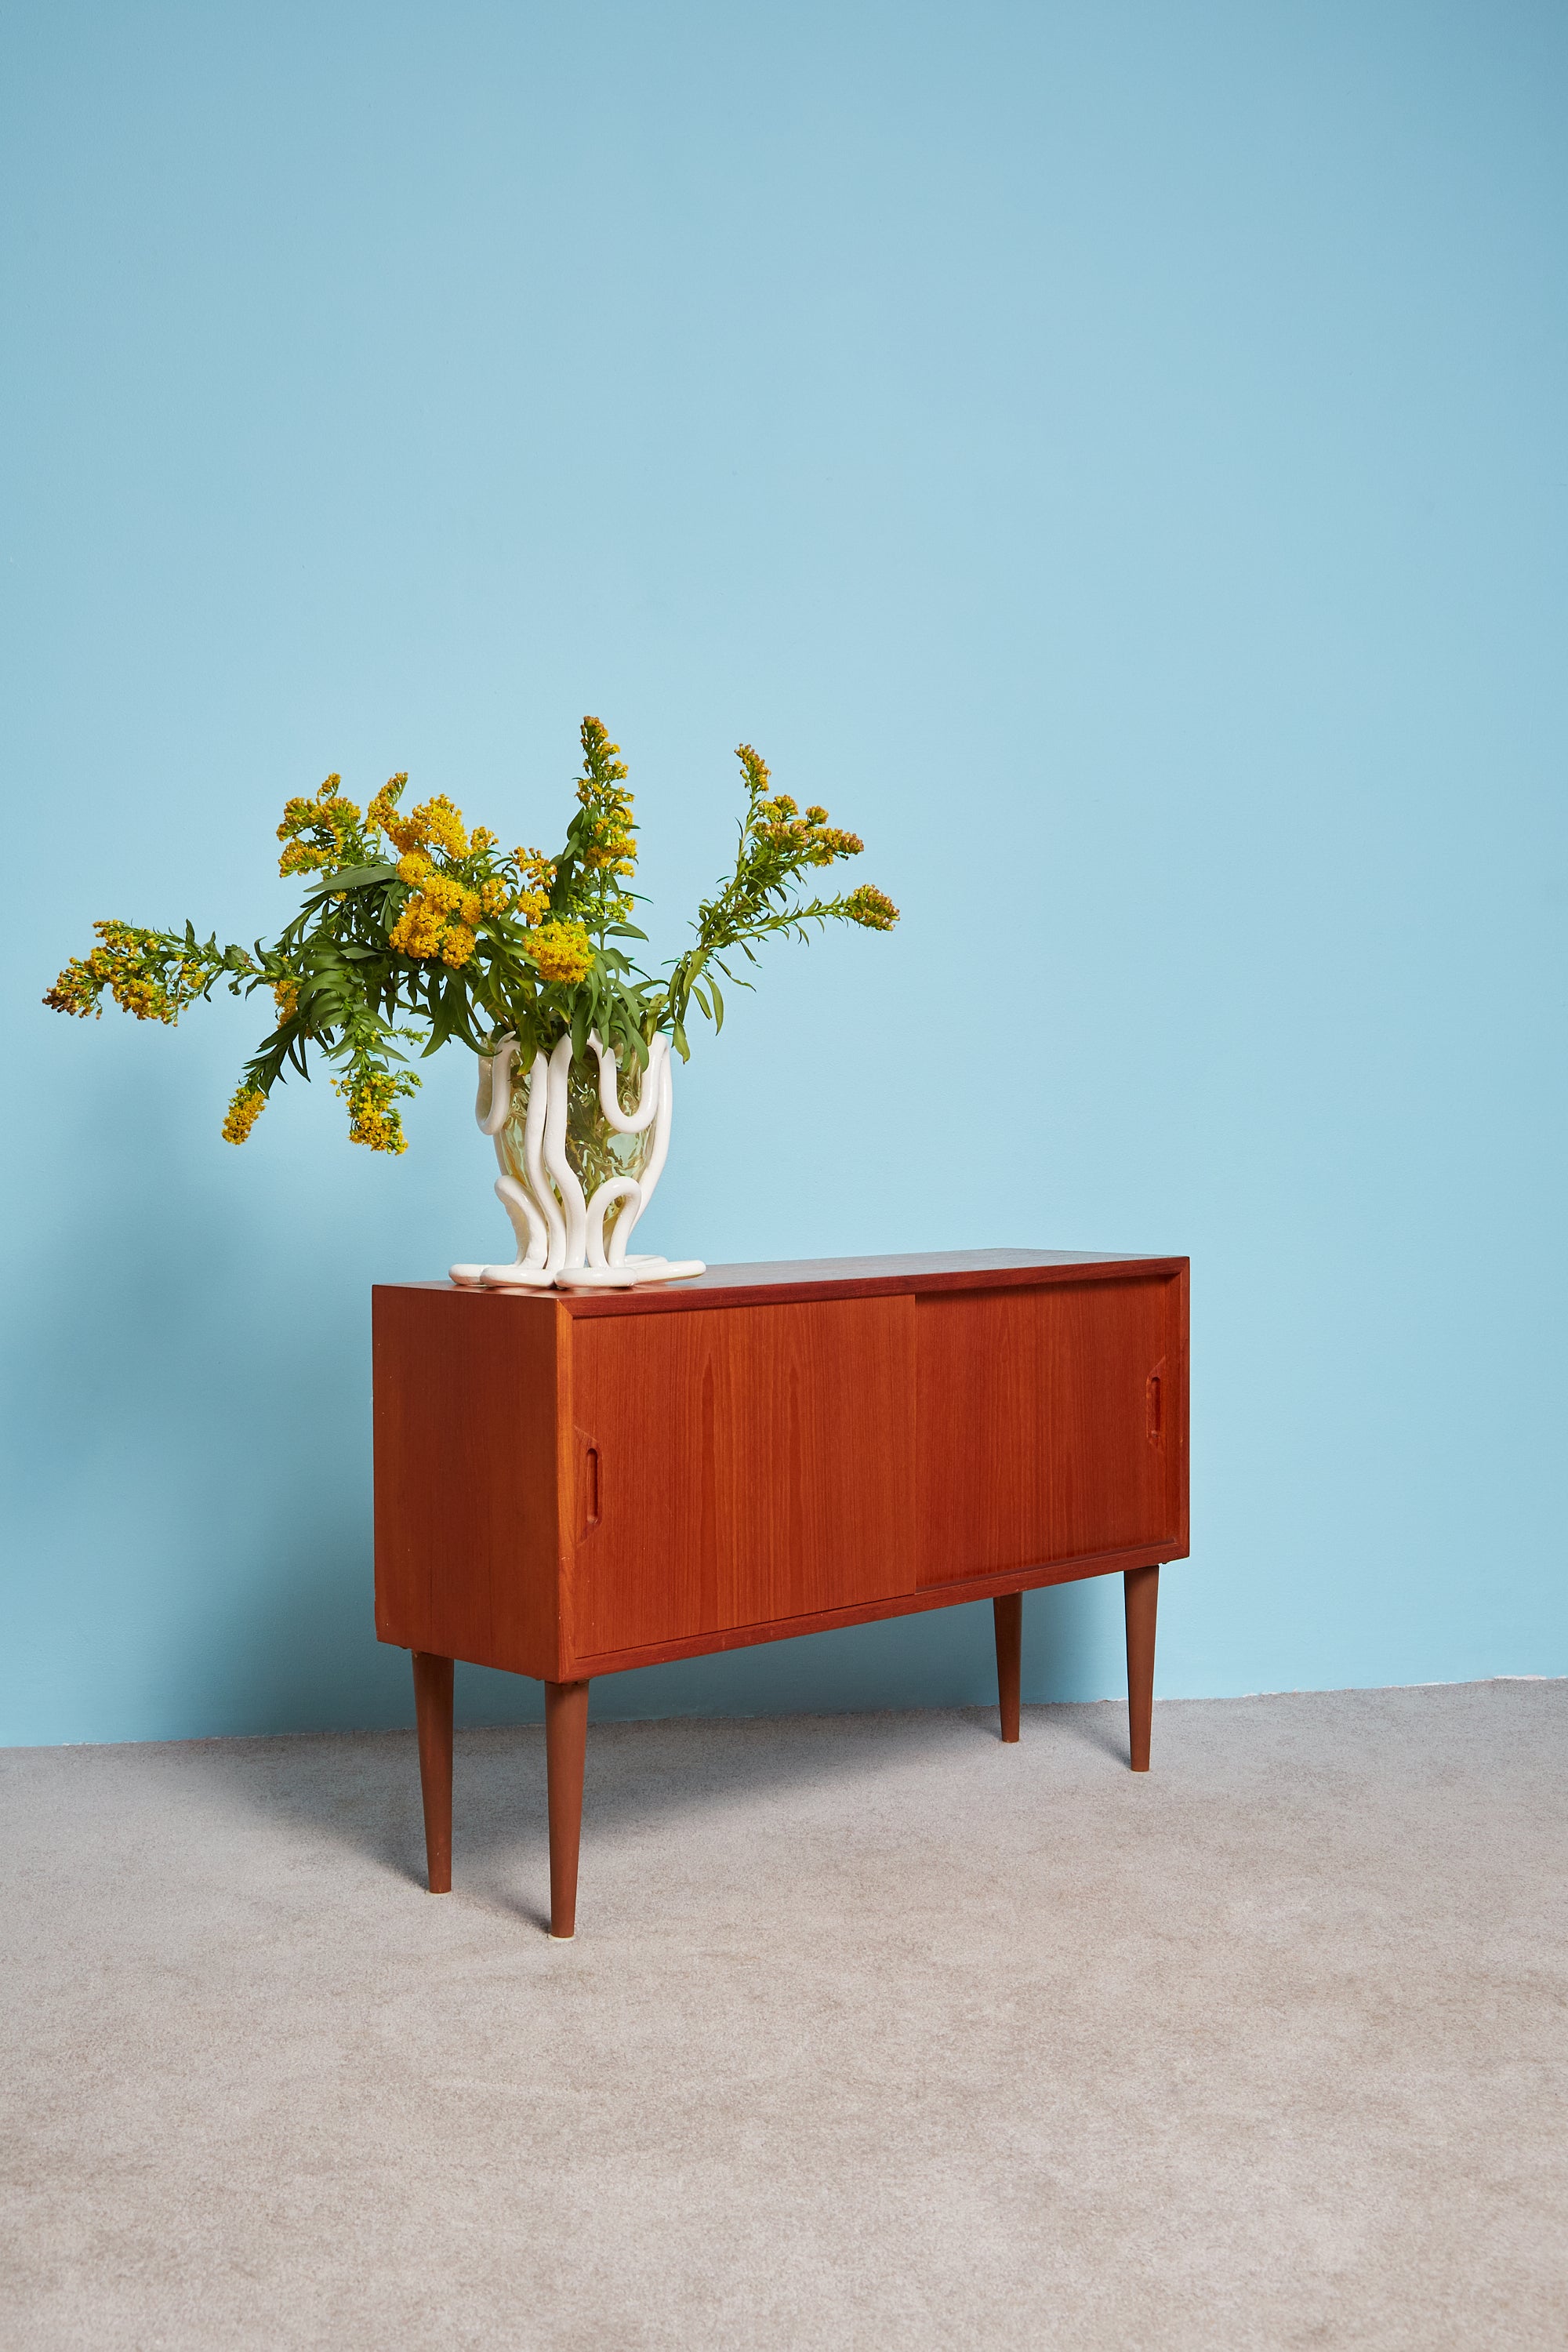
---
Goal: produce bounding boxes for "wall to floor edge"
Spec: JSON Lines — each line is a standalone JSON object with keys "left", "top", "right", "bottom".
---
{"left": 4, "top": 0, "right": 1565, "bottom": 1745}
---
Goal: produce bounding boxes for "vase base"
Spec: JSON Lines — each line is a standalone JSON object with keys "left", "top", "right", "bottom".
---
{"left": 449, "top": 1255, "right": 708, "bottom": 1291}
{"left": 451, "top": 1261, "right": 554, "bottom": 1290}
{"left": 551, "top": 1257, "right": 706, "bottom": 1289}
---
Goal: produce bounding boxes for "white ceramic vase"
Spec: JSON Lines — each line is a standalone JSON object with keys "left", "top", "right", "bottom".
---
{"left": 448, "top": 1031, "right": 706, "bottom": 1292}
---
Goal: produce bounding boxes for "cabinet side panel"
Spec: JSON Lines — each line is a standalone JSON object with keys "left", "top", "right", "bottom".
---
{"left": 916, "top": 1276, "right": 1182, "bottom": 1586}
{"left": 568, "top": 1296, "right": 916, "bottom": 1661}
{"left": 373, "top": 1290, "right": 562, "bottom": 1678}
{"left": 1168, "top": 1263, "right": 1190, "bottom": 1559}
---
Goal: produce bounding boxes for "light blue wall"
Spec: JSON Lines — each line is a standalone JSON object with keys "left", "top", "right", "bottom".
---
{"left": 3, "top": 2, "right": 1564, "bottom": 1744}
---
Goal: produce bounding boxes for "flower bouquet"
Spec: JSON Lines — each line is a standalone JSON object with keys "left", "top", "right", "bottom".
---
{"left": 45, "top": 718, "right": 898, "bottom": 1288}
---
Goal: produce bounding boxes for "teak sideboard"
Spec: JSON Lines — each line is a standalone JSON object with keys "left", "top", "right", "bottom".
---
{"left": 373, "top": 1248, "right": 1190, "bottom": 1936}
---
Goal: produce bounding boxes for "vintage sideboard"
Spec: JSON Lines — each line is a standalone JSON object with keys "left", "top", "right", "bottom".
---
{"left": 373, "top": 1248, "right": 1190, "bottom": 1936}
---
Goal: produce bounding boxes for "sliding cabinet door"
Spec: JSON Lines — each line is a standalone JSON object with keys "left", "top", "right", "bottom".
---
{"left": 570, "top": 1297, "right": 916, "bottom": 1661}
{"left": 916, "top": 1276, "right": 1185, "bottom": 1586}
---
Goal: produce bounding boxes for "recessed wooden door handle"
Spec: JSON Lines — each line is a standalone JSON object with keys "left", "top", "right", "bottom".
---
{"left": 1146, "top": 1373, "right": 1163, "bottom": 1440}
{"left": 583, "top": 1444, "right": 601, "bottom": 1532}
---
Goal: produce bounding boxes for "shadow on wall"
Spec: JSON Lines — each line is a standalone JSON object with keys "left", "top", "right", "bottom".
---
{"left": 223, "top": 1545, "right": 1136, "bottom": 1740}
{"left": 188, "top": 1500, "right": 1137, "bottom": 1742}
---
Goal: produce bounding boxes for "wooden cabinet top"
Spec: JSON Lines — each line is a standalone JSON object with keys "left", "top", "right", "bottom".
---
{"left": 383, "top": 1247, "right": 1188, "bottom": 1321}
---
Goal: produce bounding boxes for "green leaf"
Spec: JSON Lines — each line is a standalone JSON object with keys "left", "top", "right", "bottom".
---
{"left": 302, "top": 862, "right": 401, "bottom": 897}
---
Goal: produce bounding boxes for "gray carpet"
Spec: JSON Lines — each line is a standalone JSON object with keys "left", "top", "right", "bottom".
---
{"left": 2, "top": 1680, "right": 1564, "bottom": 2350}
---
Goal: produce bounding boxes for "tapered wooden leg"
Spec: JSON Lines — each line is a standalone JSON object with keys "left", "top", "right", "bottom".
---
{"left": 544, "top": 1679, "right": 590, "bottom": 1940}
{"left": 1124, "top": 1565, "right": 1160, "bottom": 1773}
{"left": 412, "top": 1651, "right": 454, "bottom": 1893}
{"left": 993, "top": 1592, "right": 1022, "bottom": 1743}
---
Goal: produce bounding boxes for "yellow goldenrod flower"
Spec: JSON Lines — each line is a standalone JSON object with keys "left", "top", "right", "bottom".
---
{"left": 335, "top": 1069, "right": 410, "bottom": 1153}
{"left": 222, "top": 1084, "right": 266, "bottom": 1145}
{"left": 43, "top": 957, "right": 103, "bottom": 1018}
{"left": 412, "top": 795, "right": 468, "bottom": 858}
{"left": 46, "top": 718, "right": 898, "bottom": 1172}
{"left": 275, "top": 774, "right": 365, "bottom": 877}
{"left": 808, "top": 826, "right": 862, "bottom": 867}
{"left": 735, "top": 743, "right": 771, "bottom": 795}
{"left": 366, "top": 772, "right": 411, "bottom": 841}
{"left": 277, "top": 791, "right": 323, "bottom": 840}
{"left": 389, "top": 895, "right": 449, "bottom": 959}
{"left": 574, "top": 718, "right": 639, "bottom": 899}
{"left": 381, "top": 810, "right": 428, "bottom": 855}
{"left": 42, "top": 920, "right": 209, "bottom": 1025}
{"left": 843, "top": 884, "right": 898, "bottom": 931}
{"left": 530, "top": 919, "right": 593, "bottom": 985}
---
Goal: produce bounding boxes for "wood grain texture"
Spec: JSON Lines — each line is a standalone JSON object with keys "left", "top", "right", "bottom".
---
{"left": 565, "top": 1543, "right": 1168, "bottom": 1676}
{"left": 372, "top": 1257, "right": 1189, "bottom": 1682}
{"left": 545, "top": 1680, "right": 590, "bottom": 1939}
{"left": 373, "top": 1287, "right": 566, "bottom": 1679}
{"left": 916, "top": 1276, "right": 1188, "bottom": 1588}
{"left": 374, "top": 1256, "right": 1187, "bottom": 1934}
{"left": 411, "top": 1653, "right": 453, "bottom": 1893}
{"left": 1125, "top": 1564, "right": 1160, "bottom": 1772}
{"left": 566, "top": 1296, "right": 916, "bottom": 1663}
{"left": 993, "top": 1593, "right": 1022, "bottom": 1744}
